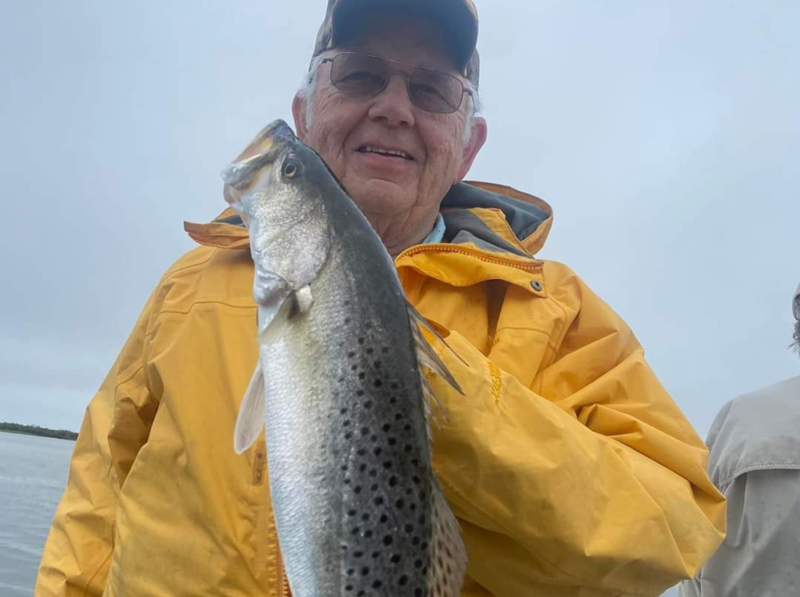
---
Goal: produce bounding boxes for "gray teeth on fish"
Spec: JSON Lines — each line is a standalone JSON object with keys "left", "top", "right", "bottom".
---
{"left": 222, "top": 119, "right": 467, "bottom": 597}
{"left": 222, "top": 121, "right": 467, "bottom": 597}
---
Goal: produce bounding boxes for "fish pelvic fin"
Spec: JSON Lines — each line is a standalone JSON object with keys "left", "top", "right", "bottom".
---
{"left": 233, "top": 362, "right": 265, "bottom": 454}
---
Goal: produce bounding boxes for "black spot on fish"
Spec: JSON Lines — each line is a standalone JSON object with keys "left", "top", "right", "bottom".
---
{"left": 399, "top": 575, "right": 409, "bottom": 586}
{"left": 372, "top": 580, "right": 382, "bottom": 589}
{"left": 382, "top": 535, "right": 393, "bottom": 546}
{"left": 388, "top": 476, "right": 397, "bottom": 487}
{"left": 391, "top": 554, "right": 401, "bottom": 564}
{"left": 360, "top": 566, "right": 369, "bottom": 576}
{"left": 373, "top": 360, "right": 382, "bottom": 368}
{"left": 364, "top": 401, "right": 373, "bottom": 409}
{"left": 395, "top": 499, "right": 404, "bottom": 509}
{"left": 373, "top": 447, "right": 382, "bottom": 456}
{"left": 380, "top": 514, "right": 388, "bottom": 524}
{"left": 348, "top": 351, "right": 356, "bottom": 358}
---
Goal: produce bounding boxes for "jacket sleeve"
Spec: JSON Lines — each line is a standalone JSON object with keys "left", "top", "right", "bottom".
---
{"left": 35, "top": 291, "right": 160, "bottom": 597}
{"left": 428, "top": 274, "right": 726, "bottom": 597}
{"left": 680, "top": 469, "right": 800, "bottom": 597}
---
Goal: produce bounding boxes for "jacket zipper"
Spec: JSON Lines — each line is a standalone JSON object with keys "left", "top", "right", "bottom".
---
{"left": 277, "top": 547, "right": 290, "bottom": 597}
{"left": 397, "top": 244, "right": 542, "bottom": 272}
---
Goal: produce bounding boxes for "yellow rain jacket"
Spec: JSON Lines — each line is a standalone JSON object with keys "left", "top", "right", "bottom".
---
{"left": 36, "top": 181, "right": 725, "bottom": 597}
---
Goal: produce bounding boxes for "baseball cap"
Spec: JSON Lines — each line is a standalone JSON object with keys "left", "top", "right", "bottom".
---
{"left": 312, "top": 0, "right": 480, "bottom": 87}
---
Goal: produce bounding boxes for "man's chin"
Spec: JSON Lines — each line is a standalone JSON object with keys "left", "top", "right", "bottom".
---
{"left": 348, "top": 179, "right": 417, "bottom": 217}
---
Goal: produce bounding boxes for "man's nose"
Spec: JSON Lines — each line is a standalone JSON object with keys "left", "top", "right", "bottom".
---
{"left": 367, "top": 74, "right": 415, "bottom": 127}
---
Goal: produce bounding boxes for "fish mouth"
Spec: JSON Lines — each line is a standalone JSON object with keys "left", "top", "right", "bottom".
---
{"left": 221, "top": 120, "right": 298, "bottom": 188}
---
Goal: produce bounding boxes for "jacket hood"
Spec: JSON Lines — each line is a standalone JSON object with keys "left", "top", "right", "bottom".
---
{"left": 185, "top": 180, "right": 553, "bottom": 257}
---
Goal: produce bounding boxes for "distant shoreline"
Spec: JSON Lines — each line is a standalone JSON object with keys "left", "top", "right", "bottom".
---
{"left": 0, "top": 422, "right": 78, "bottom": 441}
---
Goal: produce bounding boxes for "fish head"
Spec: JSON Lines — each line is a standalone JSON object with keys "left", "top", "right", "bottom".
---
{"left": 221, "top": 120, "right": 334, "bottom": 297}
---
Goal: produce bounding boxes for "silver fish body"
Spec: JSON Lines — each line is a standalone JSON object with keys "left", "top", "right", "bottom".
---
{"left": 224, "top": 120, "right": 467, "bottom": 597}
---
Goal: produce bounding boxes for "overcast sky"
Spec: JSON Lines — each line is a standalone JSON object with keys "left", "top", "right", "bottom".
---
{"left": 1, "top": 0, "right": 798, "bottom": 442}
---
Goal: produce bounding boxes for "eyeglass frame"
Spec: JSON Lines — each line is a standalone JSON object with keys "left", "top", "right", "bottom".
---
{"left": 314, "top": 51, "right": 474, "bottom": 115}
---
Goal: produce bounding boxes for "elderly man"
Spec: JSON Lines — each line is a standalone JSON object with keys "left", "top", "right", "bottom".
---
{"left": 36, "top": 1, "right": 725, "bottom": 596}
{"left": 680, "top": 282, "right": 800, "bottom": 597}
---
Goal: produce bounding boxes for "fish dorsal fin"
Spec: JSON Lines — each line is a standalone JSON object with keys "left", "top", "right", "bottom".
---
{"left": 407, "top": 302, "right": 467, "bottom": 428}
{"left": 233, "top": 362, "right": 265, "bottom": 454}
{"left": 407, "top": 303, "right": 466, "bottom": 394}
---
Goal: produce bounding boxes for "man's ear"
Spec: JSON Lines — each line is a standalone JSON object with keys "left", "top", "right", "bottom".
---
{"left": 292, "top": 93, "right": 309, "bottom": 142}
{"left": 457, "top": 116, "right": 487, "bottom": 181}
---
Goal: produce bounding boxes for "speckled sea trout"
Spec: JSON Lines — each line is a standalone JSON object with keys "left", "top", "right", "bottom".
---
{"left": 223, "top": 120, "right": 467, "bottom": 597}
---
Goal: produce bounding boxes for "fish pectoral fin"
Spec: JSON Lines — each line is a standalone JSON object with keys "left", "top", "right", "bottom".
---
{"left": 258, "top": 286, "right": 313, "bottom": 344}
{"left": 295, "top": 285, "right": 314, "bottom": 314}
{"left": 233, "top": 363, "right": 266, "bottom": 454}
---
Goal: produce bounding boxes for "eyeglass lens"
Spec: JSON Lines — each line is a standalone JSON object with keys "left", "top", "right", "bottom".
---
{"left": 329, "top": 53, "right": 465, "bottom": 114}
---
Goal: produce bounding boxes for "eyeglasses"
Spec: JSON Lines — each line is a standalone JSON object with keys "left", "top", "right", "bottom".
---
{"left": 319, "top": 52, "right": 473, "bottom": 115}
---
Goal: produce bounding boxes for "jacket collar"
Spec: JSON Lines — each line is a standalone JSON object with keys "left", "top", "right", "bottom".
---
{"left": 184, "top": 180, "right": 553, "bottom": 257}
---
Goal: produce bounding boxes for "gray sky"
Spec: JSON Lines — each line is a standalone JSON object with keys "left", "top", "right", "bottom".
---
{"left": 1, "top": 0, "right": 798, "bottom": 439}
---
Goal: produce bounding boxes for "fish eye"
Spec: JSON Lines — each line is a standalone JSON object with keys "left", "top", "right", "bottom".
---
{"left": 283, "top": 159, "right": 301, "bottom": 179}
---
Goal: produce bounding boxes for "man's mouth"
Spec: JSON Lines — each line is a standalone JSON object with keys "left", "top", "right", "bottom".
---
{"left": 357, "top": 145, "right": 414, "bottom": 161}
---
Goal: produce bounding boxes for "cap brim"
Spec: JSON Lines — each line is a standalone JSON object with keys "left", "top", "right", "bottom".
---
{"left": 329, "top": 0, "right": 478, "bottom": 72}
{"left": 794, "top": 281, "right": 800, "bottom": 321}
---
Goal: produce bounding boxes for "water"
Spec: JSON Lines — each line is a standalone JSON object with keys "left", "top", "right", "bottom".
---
{"left": 0, "top": 432, "right": 73, "bottom": 596}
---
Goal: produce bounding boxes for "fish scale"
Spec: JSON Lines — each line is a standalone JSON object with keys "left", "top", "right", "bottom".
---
{"left": 223, "top": 120, "right": 467, "bottom": 597}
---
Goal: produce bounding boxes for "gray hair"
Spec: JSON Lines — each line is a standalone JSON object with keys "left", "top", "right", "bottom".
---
{"left": 297, "top": 56, "right": 482, "bottom": 146}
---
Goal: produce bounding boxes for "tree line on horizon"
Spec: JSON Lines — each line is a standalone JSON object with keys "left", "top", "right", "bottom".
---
{"left": 0, "top": 421, "right": 78, "bottom": 441}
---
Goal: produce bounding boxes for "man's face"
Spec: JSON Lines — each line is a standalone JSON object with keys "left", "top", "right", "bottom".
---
{"left": 292, "top": 12, "right": 486, "bottom": 251}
